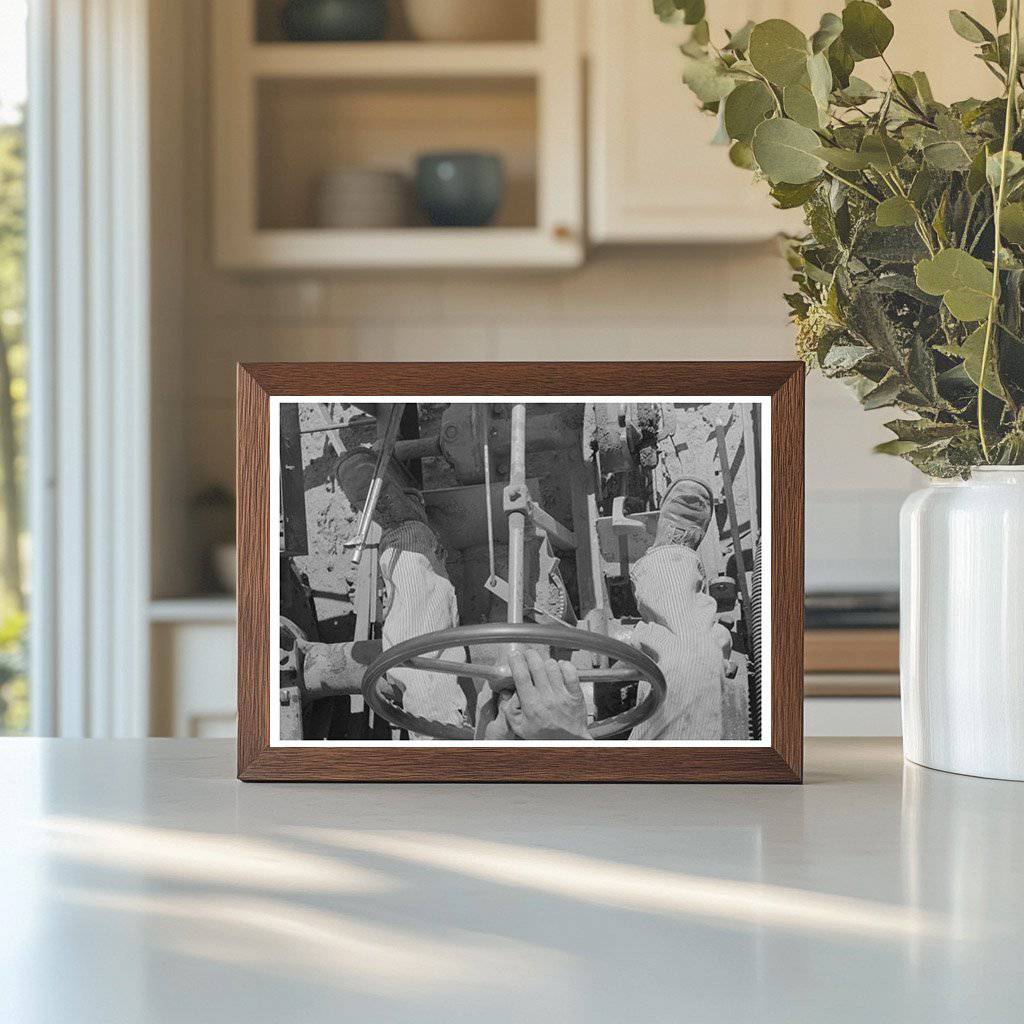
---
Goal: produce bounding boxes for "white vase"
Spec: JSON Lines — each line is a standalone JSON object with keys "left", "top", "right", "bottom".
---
{"left": 900, "top": 467, "right": 1024, "bottom": 780}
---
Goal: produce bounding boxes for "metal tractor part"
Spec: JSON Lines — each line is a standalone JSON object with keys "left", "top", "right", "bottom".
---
{"left": 358, "top": 402, "right": 667, "bottom": 740}
{"left": 360, "top": 621, "right": 666, "bottom": 740}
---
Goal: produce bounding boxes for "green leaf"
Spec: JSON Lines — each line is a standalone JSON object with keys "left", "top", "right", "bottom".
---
{"left": 908, "top": 334, "right": 940, "bottom": 402}
{"left": 710, "top": 110, "right": 730, "bottom": 145}
{"left": 932, "top": 190, "right": 950, "bottom": 247}
{"left": 842, "top": 1, "right": 894, "bottom": 60}
{"left": 807, "top": 51, "right": 833, "bottom": 110}
{"left": 958, "top": 324, "right": 1006, "bottom": 398}
{"left": 948, "top": 10, "right": 993, "bottom": 44}
{"left": 728, "top": 140, "right": 757, "bottom": 169}
{"left": 810, "top": 12, "right": 843, "bottom": 54}
{"left": 748, "top": 19, "right": 810, "bottom": 87}
{"left": 814, "top": 146, "right": 872, "bottom": 170}
{"left": 827, "top": 35, "right": 855, "bottom": 89}
{"left": 855, "top": 226, "right": 929, "bottom": 263}
{"left": 687, "top": 20, "right": 710, "bottom": 48}
{"left": 681, "top": 0, "right": 705, "bottom": 25}
{"left": 967, "top": 143, "right": 993, "bottom": 193}
{"left": 912, "top": 71, "right": 935, "bottom": 105}
{"left": 654, "top": 0, "right": 705, "bottom": 25}
{"left": 752, "top": 117, "right": 827, "bottom": 184}
{"left": 994, "top": 0, "right": 1008, "bottom": 24}
{"left": 653, "top": 0, "right": 676, "bottom": 23}
{"left": 986, "top": 150, "right": 1024, "bottom": 190}
{"left": 724, "top": 20, "right": 755, "bottom": 53}
{"left": 681, "top": 55, "right": 736, "bottom": 103}
{"left": 783, "top": 83, "right": 822, "bottom": 129}
{"left": 862, "top": 374, "right": 902, "bottom": 409}
{"left": 892, "top": 72, "right": 919, "bottom": 103}
{"left": 723, "top": 81, "right": 775, "bottom": 143}
{"left": 915, "top": 249, "right": 994, "bottom": 321}
{"left": 822, "top": 341, "right": 874, "bottom": 374}
{"left": 1000, "top": 202, "right": 1024, "bottom": 242}
{"left": 875, "top": 196, "right": 918, "bottom": 228}
{"left": 909, "top": 165, "right": 936, "bottom": 205}
{"left": 860, "top": 133, "right": 905, "bottom": 172}
{"left": 923, "top": 141, "right": 973, "bottom": 171}
{"left": 884, "top": 418, "right": 963, "bottom": 443}
{"left": 874, "top": 439, "right": 922, "bottom": 455}
{"left": 847, "top": 284, "right": 910, "bottom": 371}
{"left": 770, "top": 179, "right": 820, "bottom": 208}
{"left": 836, "top": 75, "right": 877, "bottom": 105}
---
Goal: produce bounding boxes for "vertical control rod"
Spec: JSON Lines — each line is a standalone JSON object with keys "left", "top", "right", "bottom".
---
{"left": 506, "top": 403, "right": 527, "bottom": 627}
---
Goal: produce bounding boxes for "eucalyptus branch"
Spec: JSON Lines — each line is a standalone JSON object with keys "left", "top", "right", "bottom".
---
{"left": 981, "top": 59, "right": 1009, "bottom": 87}
{"left": 880, "top": 54, "right": 930, "bottom": 120}
{"left": 750, "top": 69, "right": 783, "bottom": 116}
{"left": 822, "top": 167, "right": 880, "bottom": 203}
{"left": 968, "top": 212, "right": 994, "bottom": 253}
{"left": 979, "top": 0, "right": 1021, "bottom": 462}
{"left": 665, "top": 2, "right": 1024, "bottom": 473}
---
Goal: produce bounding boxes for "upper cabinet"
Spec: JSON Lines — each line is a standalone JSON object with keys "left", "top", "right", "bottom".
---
{"left": 210, "top": 0, "right": 1007, "bottom": 266}
{"left": 588, "top": 1, "right": 814, "bottom": 243}
{"left": 211, "top": 0, "right": 584, "bottom": 269}
{"left": 586, "top": 0, "right": 1000, "bottom": 245}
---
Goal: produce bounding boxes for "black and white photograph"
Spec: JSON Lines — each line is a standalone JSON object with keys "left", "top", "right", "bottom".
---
{"left": 273, "top": 397, "right": 768, "bottom": 745}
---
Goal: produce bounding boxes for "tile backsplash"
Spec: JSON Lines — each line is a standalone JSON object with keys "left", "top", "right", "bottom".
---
{"left": 175, "top": 247, "right": 917, "bottom": 595}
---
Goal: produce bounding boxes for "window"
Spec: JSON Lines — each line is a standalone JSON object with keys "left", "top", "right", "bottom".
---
{"left": 0, "top": 0, "right": 28, "bottom": 734}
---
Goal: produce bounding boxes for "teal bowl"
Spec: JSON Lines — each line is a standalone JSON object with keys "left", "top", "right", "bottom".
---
{"left": 280, "top": 0, "right": 388, "bottom": 42}
{"left": 415, "top": 152, "right": 505, "bottom": 228}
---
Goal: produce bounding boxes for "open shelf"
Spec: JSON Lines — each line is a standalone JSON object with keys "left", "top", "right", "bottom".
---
{"left": 150, "top": 597, "right": 237, "bottom": 624}
{"left": 254, "top": 0, "right": 538, "bottom": 45}
{"left": 213, "top": 0, "right": 581, "bottom": 268}
{"left": 257, "top": 76, "right": 538, "bottom": 232}
{"left": 249, "top": 42, "right": 544, "bottom": 77}
{"left": 221, "top": 227, "right": 578, "bottom": 269}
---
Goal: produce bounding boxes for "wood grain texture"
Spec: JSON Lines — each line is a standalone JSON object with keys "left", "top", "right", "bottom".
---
{"left": 805, "top": 629, "right": 899, "bottom": 675}
{"left": 236, "top": 361, "right": 805, "bottom": 783}
{"left": 804, "top": 673, "right": 899, "bottom": 698}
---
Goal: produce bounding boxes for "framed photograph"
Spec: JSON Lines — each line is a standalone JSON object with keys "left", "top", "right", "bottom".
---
{"left": 237, "top": 362, "right": 804, "bottom": 782}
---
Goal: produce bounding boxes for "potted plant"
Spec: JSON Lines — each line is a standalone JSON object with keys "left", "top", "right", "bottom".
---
{"left": 660, "top": 0, "right": 1024, "bottom": 779}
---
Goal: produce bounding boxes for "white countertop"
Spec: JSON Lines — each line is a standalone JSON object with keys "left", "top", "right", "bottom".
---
{"left": 1, "top": 738, "right": 1021, "bottom": 1023}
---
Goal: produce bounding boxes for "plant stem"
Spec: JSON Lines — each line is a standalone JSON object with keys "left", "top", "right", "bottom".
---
{"left": 968, "top": 212, "right": 994, "bottom": 253}
{"left": 874, "top": 168, "right": 937, "bottom": 254}
{"left": 979, "top": 0, "right": 1021, "bottom": 463}
{"left": 881, "top": 54, "right": 929, "bottom": 120}
{"left": 996, "top": 317, "right": 1024, "bottom": 344}
{"left": 751, "top": 70, "right": 783, "bottom": 116}
{"left": 821, "top": 167, "right": 879, "bottom": 203}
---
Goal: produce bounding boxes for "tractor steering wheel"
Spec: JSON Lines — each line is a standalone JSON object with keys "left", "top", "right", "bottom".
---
{"left": 361, "top": 622, "right": 666, "bottom": 740}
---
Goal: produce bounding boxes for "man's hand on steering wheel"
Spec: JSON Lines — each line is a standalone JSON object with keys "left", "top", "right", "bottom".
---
{"left": 493, "top": 650, "right": 590, "bottom": 740}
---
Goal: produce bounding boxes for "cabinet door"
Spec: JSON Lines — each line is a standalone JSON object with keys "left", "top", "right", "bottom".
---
{"left": 589, "top": 1, "right": 812, "bottom": 243}
{"left": 588, "top": 1, "right": 998, "bottom": 244}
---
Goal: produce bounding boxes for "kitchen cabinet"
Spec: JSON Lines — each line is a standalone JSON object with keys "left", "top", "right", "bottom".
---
{"left": 212, "top": 0, "right": 583, "bottom": 269}
{"left": 150, "top": 601, "right": 237, "bottom": 738}
{"left": 587, "top": 0, "right": 998, "bottom": 244}
{"left": 588, "top": 1, "right": 811, "bottom": 243}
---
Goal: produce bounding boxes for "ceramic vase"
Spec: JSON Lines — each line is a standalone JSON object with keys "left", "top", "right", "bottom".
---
{"left": 900, "top": 467, "right": 1024, "bottom": 781}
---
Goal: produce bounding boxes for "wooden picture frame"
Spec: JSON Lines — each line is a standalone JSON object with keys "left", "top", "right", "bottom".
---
{"left": 237, "top": 362, "right": 804, "bottom": 782}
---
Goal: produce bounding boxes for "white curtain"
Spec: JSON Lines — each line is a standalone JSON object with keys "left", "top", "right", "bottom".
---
{"left": 28, "top": 0, "right": 150, "bottom": 736}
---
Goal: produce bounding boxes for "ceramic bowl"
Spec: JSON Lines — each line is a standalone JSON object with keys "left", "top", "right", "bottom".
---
{"left": 213, "top": 543, "right": 237, "bottom": 594}
{"left": 414, "top": 152, "right": 505, "bottom": 228}
{"left": 403, "top": 0, "right": 534, "bottom": 42}
{"left": 315, "top": 168, "right": 409, "bottom": 228}
{"left": 281, "top": 0, "right": 388, "bottom": 42}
